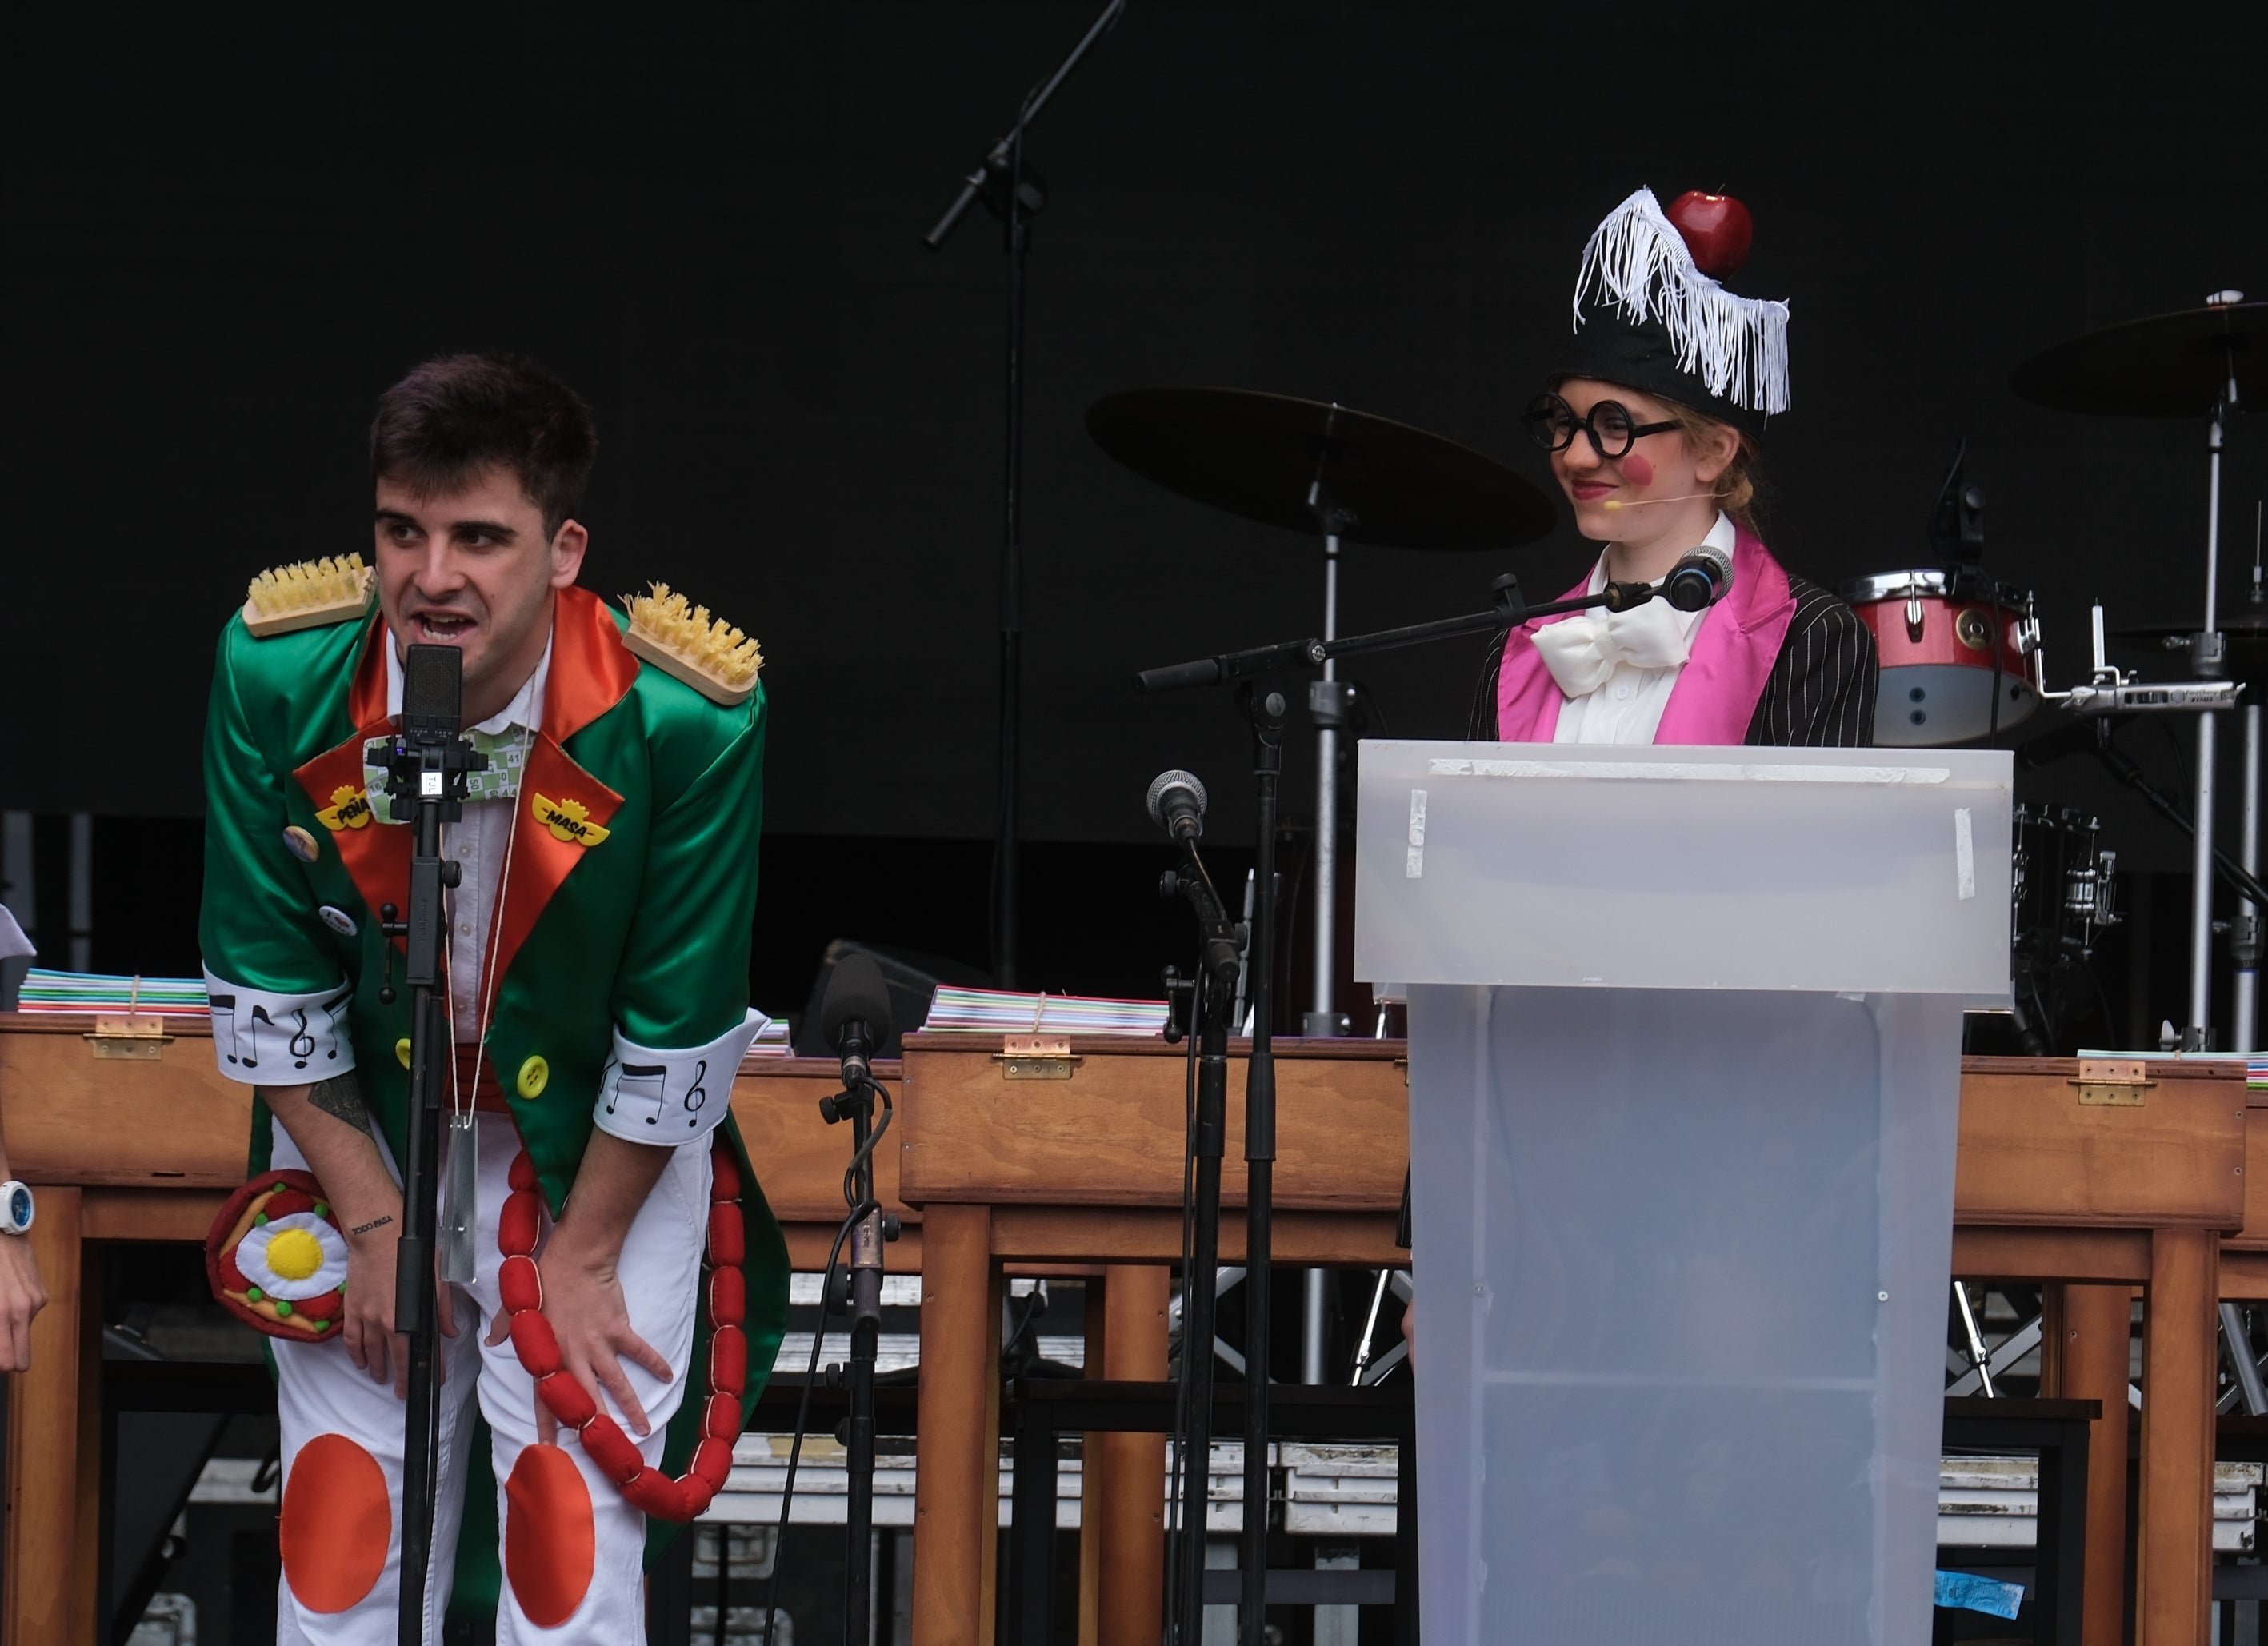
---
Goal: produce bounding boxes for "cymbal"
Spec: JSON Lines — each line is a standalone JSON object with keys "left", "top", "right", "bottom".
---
{"left": 2010, "top": 300, "right": 2268, "bottom": 417}
{"left": 1086, "top": 386, "right": 1558, "bottom": 549}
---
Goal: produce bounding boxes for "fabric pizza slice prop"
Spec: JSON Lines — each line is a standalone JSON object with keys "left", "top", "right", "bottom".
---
{"left": 206, "top": 1170, "right": 351, "bottom": 1340}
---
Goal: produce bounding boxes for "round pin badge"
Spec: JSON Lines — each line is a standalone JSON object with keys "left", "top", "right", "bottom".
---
{"left": 318, "top": 905, "right": 358, "bottom": 939}
{"left": 282, "top": 825, "right": 321, "bottom": 865}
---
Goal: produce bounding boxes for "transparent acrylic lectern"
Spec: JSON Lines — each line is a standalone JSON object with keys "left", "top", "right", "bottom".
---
{"left": 1354, "top": 741, "right": 2012, "bottom": 1644}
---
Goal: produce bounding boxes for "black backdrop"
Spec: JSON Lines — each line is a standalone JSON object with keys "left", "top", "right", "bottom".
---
{"left": 8, "top": 4, "right": 2268, "bottom": 1004}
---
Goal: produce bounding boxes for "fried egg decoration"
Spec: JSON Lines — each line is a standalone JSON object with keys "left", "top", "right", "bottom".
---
{"left": 203, "top": 1169, "right": 352, "bottom": 1340}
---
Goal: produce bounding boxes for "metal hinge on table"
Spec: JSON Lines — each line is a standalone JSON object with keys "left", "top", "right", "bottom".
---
{"left": 994, "top": 1035, "right": 1080, "bottom": 1081}
{"left": 2070, "top": 1057, "right": 2154, "bottom": 1107}
{"left": 83, "top": 1013, "right": 172, "bottom": 1061}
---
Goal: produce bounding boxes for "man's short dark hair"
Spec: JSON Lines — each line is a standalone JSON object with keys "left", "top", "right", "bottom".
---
{"left": 370, "top": 353, "right": 598, "bottom": 538}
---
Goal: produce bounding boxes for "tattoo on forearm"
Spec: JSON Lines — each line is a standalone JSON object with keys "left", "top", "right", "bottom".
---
{"left": 350, "top": 1215, "right": 394, "bottom": 1236}
{"left": 307, "top": 1074, "right": 370, "bottom": 1131}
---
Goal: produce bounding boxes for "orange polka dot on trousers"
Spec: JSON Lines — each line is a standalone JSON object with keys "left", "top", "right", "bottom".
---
{"left": 280, "top": 1434, "right": 391, "bottom": 1613}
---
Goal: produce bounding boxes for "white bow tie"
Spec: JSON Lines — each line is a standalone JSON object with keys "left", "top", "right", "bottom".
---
{"left": 1531, "top": 598, "right": 1692, "bottom": 699}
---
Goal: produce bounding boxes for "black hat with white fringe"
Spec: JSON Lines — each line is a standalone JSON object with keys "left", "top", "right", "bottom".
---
{"left": 1552, "top": 187, "right": 1789, "bottom": 441}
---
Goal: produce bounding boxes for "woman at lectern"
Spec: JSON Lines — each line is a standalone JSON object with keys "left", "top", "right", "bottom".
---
{"left": 1469, "top": 186, "right": 1878, "bottom": 749}
{"left": 1403, "top": 188, "right": 1880, "bottom": 1360}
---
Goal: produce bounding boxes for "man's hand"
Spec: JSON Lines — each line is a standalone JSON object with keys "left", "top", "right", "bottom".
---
{"left": 0, "top": 1235, "right": 47, "bottom": 1372}
{"left": 338, "top": 1206, "right": 465, "bottom": 1397}
{"left": 486, "top": 1130, "right": 676, "bottom": 1440}
{"left": 494, "top": 1238, "right": 673, "bottom": 1443}
{"left": 340, "top": 1202, "right": 407, "bottom": 1391}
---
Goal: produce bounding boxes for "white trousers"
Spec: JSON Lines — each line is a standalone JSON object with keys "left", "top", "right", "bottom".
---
{"left": 267, "top": 1113, "right": 711, "bottom": 1644}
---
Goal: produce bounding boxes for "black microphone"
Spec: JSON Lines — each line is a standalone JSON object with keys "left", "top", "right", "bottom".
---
{"left": 819, "top": 953, "right": 895, "bottom": 1089}
{"left": 1146, "top": 769, "right": 1207, "bottom": 842}
{"left": 401, "top": 644, "right": 463, "bottom": 745}
{"left": 1663, "top": 544, "right": 1735, "bottom": 613}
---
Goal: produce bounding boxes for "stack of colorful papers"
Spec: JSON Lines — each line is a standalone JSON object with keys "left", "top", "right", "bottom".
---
{"left": 737, "top": 1019, "right": 795, "bottom": 1066}
{"left": 923, "top": 985, "right": 1168, "bottom": 1037}
{"left": 16, "top": 969, "right": 210, "bottom": 1018}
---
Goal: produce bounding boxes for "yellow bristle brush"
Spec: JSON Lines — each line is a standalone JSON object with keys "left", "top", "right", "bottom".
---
{"left": 621, "top": 582, "right": 764, "bottom": 706}
{"left": 242, "top": 553, "right": 377, "bottom": 637}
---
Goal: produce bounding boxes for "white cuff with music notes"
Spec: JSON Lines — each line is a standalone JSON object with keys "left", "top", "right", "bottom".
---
{"left": 593, "top": 1009, "right": 766, "bottom": 1145}
{"left": 202, "top": 969, "right": 358, "bottom": 1086}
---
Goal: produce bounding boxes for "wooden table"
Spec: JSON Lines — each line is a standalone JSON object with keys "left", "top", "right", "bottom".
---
{"left": 0, "top": 1014, "right": 914, "bottom": 1646}
{"left": 896, "top": 1038, "right": 2252, "bottom": 1646}
{"left": 2, "top": 1017, "right": 2254, "bottom": 1646}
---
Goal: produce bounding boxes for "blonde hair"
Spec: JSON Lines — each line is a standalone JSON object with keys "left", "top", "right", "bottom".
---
{"left": 1660, "top": 400, "right": 1763, "bottom": 537}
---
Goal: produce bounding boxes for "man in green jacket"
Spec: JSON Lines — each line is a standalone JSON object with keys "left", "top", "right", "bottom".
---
{"left": 198, "top": 353, "right": 786, "bottom": 1643}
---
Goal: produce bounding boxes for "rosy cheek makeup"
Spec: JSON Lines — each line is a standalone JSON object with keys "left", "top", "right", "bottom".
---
{"left": 1619, "top": 453, "right": 1655, "bottom": 487}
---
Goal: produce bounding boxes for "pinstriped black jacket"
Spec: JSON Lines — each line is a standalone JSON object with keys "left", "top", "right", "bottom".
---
{"left": 1463, "top": 573, "right": 1880, "bottom": 748}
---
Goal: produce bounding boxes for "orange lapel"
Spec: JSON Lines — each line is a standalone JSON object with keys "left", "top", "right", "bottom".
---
{"left": 482, "top": 588, "right": 642, "bottom": 991}
{"left": 544, "top": 586, "right": 642, "bottom": 744}
{"left": 293, "top": 620, "right": 410, "bottom": 928}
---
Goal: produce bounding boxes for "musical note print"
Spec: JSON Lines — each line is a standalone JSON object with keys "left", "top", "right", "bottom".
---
{"left": 287, "top": 1010, "right": 317, "bottom": 1071}
{"left": 604, "top": 1061, "right": 670, "bottom": 1126}
{"left": 241, "top": 1005, "right": 278, "bottom": 1071}
{"left": 210, "top": 994, "right": 240, "bottom": 1066}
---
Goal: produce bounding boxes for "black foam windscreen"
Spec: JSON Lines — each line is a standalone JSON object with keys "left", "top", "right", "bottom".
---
{"left": 819, "top": 950, "right": 895, "bottom": 1049}
{"left": 401, "top": 644, "right": 463, "bottom": 743}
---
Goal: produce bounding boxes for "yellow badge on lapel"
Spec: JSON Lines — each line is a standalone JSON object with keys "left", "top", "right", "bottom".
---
{"left": 316, "top": 785, "right": 374, "bottom": 832}
{"left": 532, "top": 793, "right": 610, "bottom": 848}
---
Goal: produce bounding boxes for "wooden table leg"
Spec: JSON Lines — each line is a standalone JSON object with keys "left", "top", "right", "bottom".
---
{"left": 912, "top": 1204, "right": 998, "bottom": 1646}
{"left": 2054, "top": 1283, "right": 2134, "bottom": 1646}
{"left": 1094, "top": 1264, "right": 1168, "bottom": 1646}
{"left": 4, "top": 1186, "right": 82, "bottom": 1646}
{"left": 1078, "top": 1278, "right": 1106, "bottom": 1646}
{"left": 2138, "top": 1227, "right": 2217, "bottom": 1646}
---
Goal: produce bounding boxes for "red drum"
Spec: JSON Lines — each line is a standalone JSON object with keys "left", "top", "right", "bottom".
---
{"left": 1843, "top": 569, "right": 2041, "bottom": 745}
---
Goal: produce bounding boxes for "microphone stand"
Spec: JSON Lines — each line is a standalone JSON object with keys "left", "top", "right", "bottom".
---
{"left": 1138, "top": 568, "right": 1663, "bottom": 1644}
{"left": 1159, "top": 833, "right": 1245, "bottom": 1646}
{"left": 922, "top": 0, "right": 1126, "bottom": 989}
{"left": 1136, "top": 571, "right": 1667, "bottom": 693}
{"left": 374, "top": 656, "right": 483, "bottom": 1646}
{"left": 819, "top": 1053, "right": 896, "bottom": 1645}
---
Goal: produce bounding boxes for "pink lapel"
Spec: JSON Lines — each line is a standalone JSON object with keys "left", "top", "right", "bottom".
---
{"left": 1650, "top": 529, "right": 1796, "bottom": 745}
{"left": 1493, "top": 568, "right": 1595, "bottom": 742}
{"left": 1493, "top": 528, "right": 1797, "bottom": 745}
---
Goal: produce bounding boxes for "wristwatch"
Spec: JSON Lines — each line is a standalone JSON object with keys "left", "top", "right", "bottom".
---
{"left": 0, "top": 1181, "right": 34, "bottom": 1236}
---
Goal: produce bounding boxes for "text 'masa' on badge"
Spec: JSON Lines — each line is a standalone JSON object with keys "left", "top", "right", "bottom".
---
{"left": 530, "top": 793, "right": 610, "bottom": 848}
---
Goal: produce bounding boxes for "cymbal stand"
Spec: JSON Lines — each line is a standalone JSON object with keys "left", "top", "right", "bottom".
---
{"left": 1302, "top": 470, "right": 1355, "bottom": 1393}
{"left": 2235, "top": 526, "right": 2266, "bottom": 1049}
{"left": 2183, "top": 401, "right": 2230, "bottom": 1049}
{"left": 1303, "top": 465, "right": 1356, "bottom": 1041}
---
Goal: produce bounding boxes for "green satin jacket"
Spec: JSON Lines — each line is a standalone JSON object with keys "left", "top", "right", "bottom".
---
{"left": 198, "top": 583, "right": 788, "bottom": 1560}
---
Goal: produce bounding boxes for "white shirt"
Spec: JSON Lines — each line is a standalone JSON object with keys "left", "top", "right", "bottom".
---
{"left": 385, "top": 636, "right": 551, "bottom": 1041}
{"left": 1553, "top": 511, "right": 1734, "bottom": 745}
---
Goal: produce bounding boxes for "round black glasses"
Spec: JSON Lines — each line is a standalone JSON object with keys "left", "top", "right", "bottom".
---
{"left": 1522, "top": 393, "right": 1680, "bottom": 460}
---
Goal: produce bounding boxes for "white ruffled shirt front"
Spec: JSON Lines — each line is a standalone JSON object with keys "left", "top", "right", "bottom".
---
{"left": 1542, "top": 511, "right": 1734, "bottom": 745}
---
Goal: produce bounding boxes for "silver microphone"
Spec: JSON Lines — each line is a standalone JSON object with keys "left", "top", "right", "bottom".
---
{"left": 1664, "top": 543, "right": 1735, "bottom": 612}
{"left": 1146, "top": 769, "right": 1208, "bottom": 841}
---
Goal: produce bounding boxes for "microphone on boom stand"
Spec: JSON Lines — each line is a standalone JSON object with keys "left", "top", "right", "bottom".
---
{"left": 1664, "top": 542, "right": 1736, "bottom": 612}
